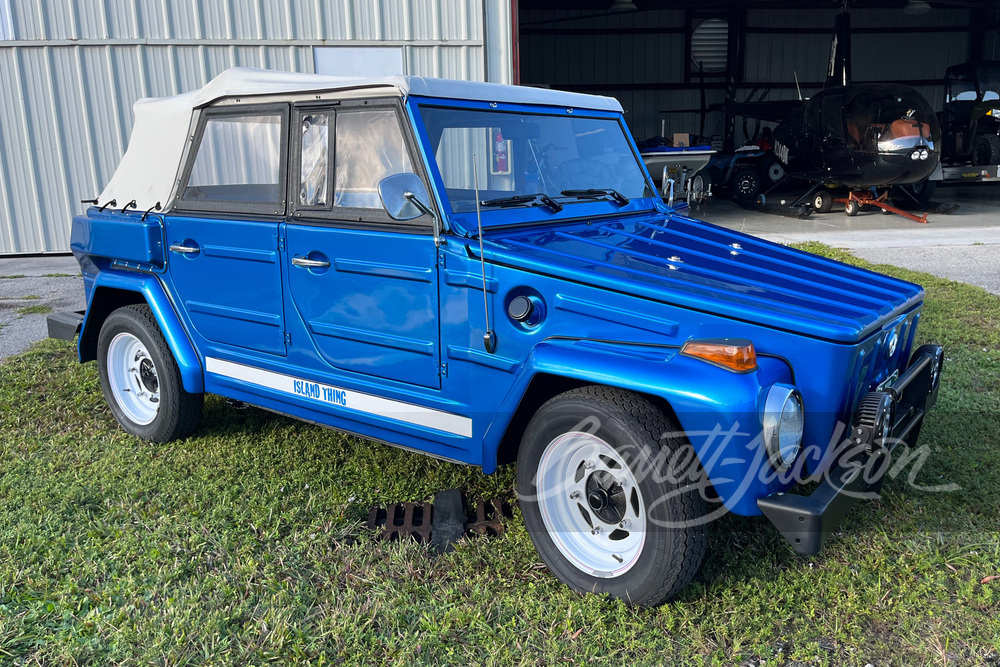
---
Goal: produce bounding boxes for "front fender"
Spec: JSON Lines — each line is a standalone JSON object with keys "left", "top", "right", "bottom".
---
{"left": 484, "top": 338, "right": 794, "bottom": 516}
{"left": 79, "top": 269, "right": 204, "bottom": 393}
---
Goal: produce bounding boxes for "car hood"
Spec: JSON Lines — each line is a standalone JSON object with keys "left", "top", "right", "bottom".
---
{"left": 482, "top": 211, "right": 923, "bottom": 344}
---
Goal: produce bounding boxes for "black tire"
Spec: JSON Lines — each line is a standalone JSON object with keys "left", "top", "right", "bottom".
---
{"left": 729, "top": 166, "right": 761, "bottom": 202}
{"left": 516, "top": 386, "right": 708, "bottom": 607}
{"left": 812, "top": 190, "right": 833, "bottom": 213}
{"left": 910, "top": 343, "right": 944, "bottom": 395}
{"left": 844, "top": 199, "right": 860, "bottom": 217}
{"left": 97, "top": 304, "right": 203, "bottom": 442}
{"left": 971, "top": 134, "right": 1000, "bottom": 166}
{"left": 905, "top": 178, "right": 937, "bottom": 202}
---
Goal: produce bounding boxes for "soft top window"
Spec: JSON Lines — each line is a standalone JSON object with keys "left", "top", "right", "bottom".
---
{"left": 178, "top": 106, "right": 288, "bottom": 215}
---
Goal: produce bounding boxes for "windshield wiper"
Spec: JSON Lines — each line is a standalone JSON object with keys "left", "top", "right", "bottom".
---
{"left": 560, "top": 188, "right": 630, "bottom": 206}
{"left": 480, "top": 192, "right": 564, "bottom": 213}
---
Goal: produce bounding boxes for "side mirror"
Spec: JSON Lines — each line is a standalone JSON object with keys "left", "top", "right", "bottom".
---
{"left": 378, "top": 173, "right": 434, "bottom": 221}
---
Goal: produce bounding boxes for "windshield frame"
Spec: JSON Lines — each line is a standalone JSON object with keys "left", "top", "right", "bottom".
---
{"left": 407, "top": 96, "right": 660, "bottom": 233}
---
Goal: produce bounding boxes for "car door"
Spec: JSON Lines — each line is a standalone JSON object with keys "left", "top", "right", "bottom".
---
{"left": 283, "top": 101, "right": 442, "bottom": 389}
{"left": 165, "top": 104, "right": 290, "bottom": 357}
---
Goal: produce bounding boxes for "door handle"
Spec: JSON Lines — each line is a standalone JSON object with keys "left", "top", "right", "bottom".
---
{"left": 291, "top": 256, "right": 331, "bottom": 269}
{"left": 169, "top": 244, "right": 199, "bottom": 254}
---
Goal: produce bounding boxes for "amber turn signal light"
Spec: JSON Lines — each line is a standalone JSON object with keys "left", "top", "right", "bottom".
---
{"left": 680, "top": 339, "right": 757, "bottom": 372}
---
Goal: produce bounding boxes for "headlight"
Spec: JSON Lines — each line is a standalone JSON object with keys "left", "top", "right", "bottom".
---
{"left": 762, "top": 384, "right": 804, "bottom": 471}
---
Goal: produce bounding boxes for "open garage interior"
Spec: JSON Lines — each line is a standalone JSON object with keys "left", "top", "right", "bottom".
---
{"left": 513, "top": 0, "right": 1000, "bottom": 279}
{"left": 517, "top": 0, "right": 999, "bottom": 150}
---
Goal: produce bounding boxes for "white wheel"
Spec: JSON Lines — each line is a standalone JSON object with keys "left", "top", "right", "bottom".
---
{"left": 536, "top": 431, "right": 646, "bottom": 577}
{"left": 97, "top": 304, "right": 203, "bottom": 442}
{"left": 766, "top": 160, "right": 786, "bottom": 182}
{"left": 106, "top": 332, "right": 160, "bottom": 425}
{"left": 516, "top": 386, "right": 708, "bottom": 606}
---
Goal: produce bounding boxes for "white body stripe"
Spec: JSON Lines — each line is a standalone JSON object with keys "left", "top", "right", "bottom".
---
{"left": 206, "top": 357, "right": 473, "bottom": 438}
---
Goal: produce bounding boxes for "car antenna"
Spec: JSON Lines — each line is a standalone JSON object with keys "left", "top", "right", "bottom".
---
{"left": 473, "top": 153, "right": 497, "bottom": 355}
{"left": 794, "top": 71, "right": 803, "bottom": 101}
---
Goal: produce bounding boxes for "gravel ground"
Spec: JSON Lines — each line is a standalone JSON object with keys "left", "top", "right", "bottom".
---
{"left": 851, "top": 244, "right": 1000, "bottom": 296}
{"left": 0, "top": 256, "right": 85, "bottom": 360}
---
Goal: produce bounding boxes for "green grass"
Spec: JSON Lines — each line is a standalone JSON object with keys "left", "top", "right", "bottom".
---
{"left": 1, "top": 246, "right": 998, "bottom": 665}
{"left": 15, "top": 304, "right": 53, "bottom": 316}
{"left": 0, "top": 274, "right": 26, "bottom": 280}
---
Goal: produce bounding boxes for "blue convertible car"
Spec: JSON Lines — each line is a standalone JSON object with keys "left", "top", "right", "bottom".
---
{"left": 50, "top": 69, "right": 943, "bottom": 606}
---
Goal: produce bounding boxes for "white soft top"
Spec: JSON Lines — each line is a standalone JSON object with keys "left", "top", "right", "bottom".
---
{"left": 98, "top": 67, "right": 623, "bottom": 212}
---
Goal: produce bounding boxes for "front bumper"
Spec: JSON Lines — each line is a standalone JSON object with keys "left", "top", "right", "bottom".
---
{"left": 758, "top": 344, "right": 943, "bottom": 555}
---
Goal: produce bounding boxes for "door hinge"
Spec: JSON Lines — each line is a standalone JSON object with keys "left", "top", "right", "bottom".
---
{"left": 284, "top": 331, "right": 291, "bottom": 346}
{"left": 439, "top": 362, "right": 448, "bottom": 378}
{"left": 278, "top": 236, "right": 285, "bottom": 251}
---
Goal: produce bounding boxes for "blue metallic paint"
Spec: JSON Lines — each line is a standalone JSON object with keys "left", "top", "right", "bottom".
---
{"left": 482, "top": 214, "right": 923, "bottom": 344}
{"left": 163, "top": 214, "right": 287, "bottom": 357}
{"left": 70, "top": 209, "right": 166, "bottom": 267}
{"left": 283, "top": 225, "right": 442, "bottom": 389}
{"left": 501, "top": 339, "right": 794, "bottom": 516}
{"left": 67, "top": 93, "right": 931, "bottom": 520}
{"left": 76, "top": 267, "right": 204, "bottom": 394}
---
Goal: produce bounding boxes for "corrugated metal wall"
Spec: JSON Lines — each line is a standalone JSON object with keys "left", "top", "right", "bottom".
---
{"left": 520, "top": 7, "right": 975, "bottom": 147}
{"left": 520, "top": 9, "right": 703, "bottom": 144}
{"left": 0, "top": 0, "right": 513, "bottom": 254}
{"left": 747, "top": 8, "right": 971, "bottom": 114}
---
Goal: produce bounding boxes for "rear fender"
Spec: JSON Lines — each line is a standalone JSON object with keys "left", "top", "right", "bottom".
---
{"left": 484, "top": 338, "right": 793, "bottom": 516}
{"left": 79, "top": 269, "right": 204, "bottom": 393}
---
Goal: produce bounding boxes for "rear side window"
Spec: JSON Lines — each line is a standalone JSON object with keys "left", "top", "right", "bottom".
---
{"left": 334, "top": 109, "right": 414, "bottom": 209}
{"left": 178, "top": 106, "right": 288, "bottom": 215}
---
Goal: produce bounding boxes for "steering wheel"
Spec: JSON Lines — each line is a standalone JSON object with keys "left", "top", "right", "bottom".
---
{"left": 557, "top": 158, "right": 614, "bottom": 190}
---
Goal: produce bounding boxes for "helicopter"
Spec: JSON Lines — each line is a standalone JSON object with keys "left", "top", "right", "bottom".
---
{"left": 709, "top": 10, "right": 942, "bottom": 221}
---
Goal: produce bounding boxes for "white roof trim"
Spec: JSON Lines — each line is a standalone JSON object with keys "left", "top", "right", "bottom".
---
{"left": 97, "top": 68, "right": 623, "bottom": 213}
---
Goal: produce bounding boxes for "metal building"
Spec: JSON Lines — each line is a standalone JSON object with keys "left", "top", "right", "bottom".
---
{"left": 0, "top": 0, "right": 515, "bottom": 254}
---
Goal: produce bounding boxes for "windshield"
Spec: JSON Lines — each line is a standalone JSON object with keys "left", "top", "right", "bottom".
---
{"left": 973, "top": 65, "right": 1000, "bottom": 100}
{"left": 841, "top": 86, "right": 939, "bottom": 153}
{"left": 946, "top": 74, "right": 977, "bottom": 103}
{"left": 418, "top": 106, "right": 653, "bottom": 213}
